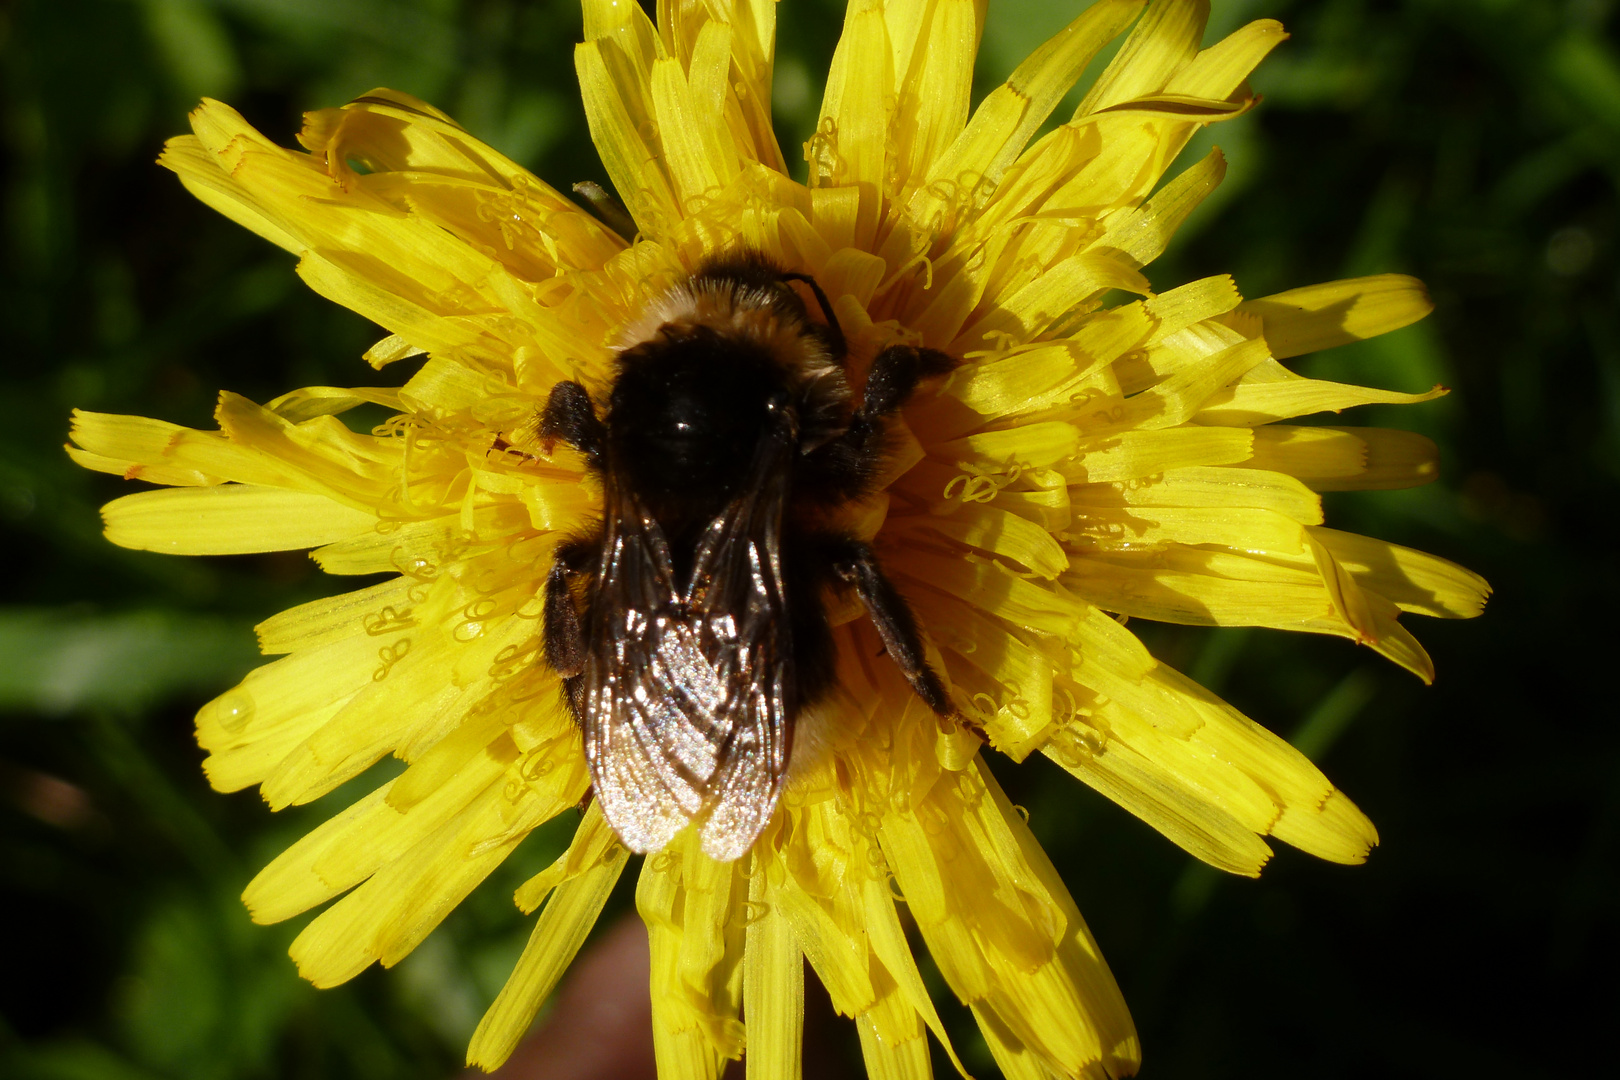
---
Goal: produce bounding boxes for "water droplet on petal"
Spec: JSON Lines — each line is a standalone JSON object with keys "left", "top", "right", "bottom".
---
{"left": 208, "top": 692, "right": 254, "bottom": 734}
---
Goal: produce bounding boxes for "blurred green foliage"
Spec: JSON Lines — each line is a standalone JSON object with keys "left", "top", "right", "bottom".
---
{"left": 2, "top": 0, "right": 1616, "bottom": 1077}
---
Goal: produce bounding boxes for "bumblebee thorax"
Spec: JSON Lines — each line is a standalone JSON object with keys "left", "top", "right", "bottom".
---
{"left": 604, "top": 274, "right": 851, "bottom": 532}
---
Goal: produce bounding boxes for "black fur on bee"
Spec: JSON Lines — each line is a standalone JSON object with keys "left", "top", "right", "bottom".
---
{"left": 539, "top": 251, "right": 957, "bottom": 861}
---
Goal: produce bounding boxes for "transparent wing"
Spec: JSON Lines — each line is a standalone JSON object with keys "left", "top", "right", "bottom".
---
{"left": 583, "top": 415, "right": 796, "bottom": 861}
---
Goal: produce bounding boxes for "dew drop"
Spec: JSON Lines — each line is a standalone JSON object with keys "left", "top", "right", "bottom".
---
{"left": 209, "top": 692, "right": 254, "bottom": 734}
{"left": 1546, "top": 226, "right": 1594, "bottom": 277}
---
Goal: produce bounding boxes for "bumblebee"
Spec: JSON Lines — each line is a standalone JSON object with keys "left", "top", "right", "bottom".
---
{"left": 540, "top": 253, "right": 956, "bottom": 861}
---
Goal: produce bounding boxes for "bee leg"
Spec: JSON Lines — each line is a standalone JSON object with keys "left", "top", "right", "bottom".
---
{"left": 544, "top": 538, "right": 595, "bottom": 725}
{"left": 539, "top": 380, "right": 606, "bottom": 463}
{"left": 842, "top": 344, "right": 957, "bottom": 461}
{"left": 830, "top": 538, "right": 954, "bottom": 716}
{"left": 857, "top": 343, "right": 957, "bottom": 427}
{"left": 804, "top": 344, "right": 957, "bottom": 499}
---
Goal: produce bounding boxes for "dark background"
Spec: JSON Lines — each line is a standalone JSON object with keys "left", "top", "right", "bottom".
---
{"left": 2, "top": 0, "right": 1615, "bottom": 1076}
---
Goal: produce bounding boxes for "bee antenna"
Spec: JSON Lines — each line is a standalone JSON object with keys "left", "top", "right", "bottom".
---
{"left": 778, "top": 271, "right": 845, "bottom": 358}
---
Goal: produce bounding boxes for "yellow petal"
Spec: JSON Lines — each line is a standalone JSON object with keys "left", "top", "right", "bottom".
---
{"left": 651, "top": 53, "right": 735, "bottom": 209}
{"left": 1065, "top": 425, "right": 1253, "bottom": 483}
{"left": 172, "top": 99, "right": 594, "bottom": 380}
{"left": 310, "top": 514, "right": 459, "bottom": 576}
{"left": 639, "top": 832, "right": 745, "bottom": 1079}
{"left": 955, "top": 253, "right": 1150, "bottom": 351}
{"left": 892, "top": 550, "right": 1083, "bottom": 641}
{"left": 1075, "top": 0, "right": 1208, "bottom": 116}
{"left": 213, "top": 392, "right": 396, "bottom": 506}
{"left": 1065, "top": 546, "right": 1339, "bottom": 628}
{"left": 1145, "top": 274, "right": 1244, "bottom": 339}
{"left": 298, "top": 91, "right": 623, "bottom": 274}
{"left": 855, "top": 1013, "right": 931, "bottom": 1080}
{"left": 1050, "top": 723, "right": 1274, "bottom": 875}
{"left": 254, "top": 577, "right": 419, "bottom": 655}
{"left": 1165, "top": 18, "right": 1288, "bottom": 100}
{"left": 1093, "top": 146, "right": 1226, "bottom": 269}
{"left": 896, "top": 504, "right": 1069, "bottom": 579}
{"left": 1065, "top": 504, "right": 1309, "bottom": 555}
{"left": 514, "top": 801, "right": 621, "bottom": 914}
{"left": 1065, "top": 543, "right": 1440, "bottom": 682}
{"left": 742, "top": 869, "right": 803, "bottom": 1080}
{"left": 243, "top": 723, "right": 523, "bottom": 924}
{"left": 265, "top": 385, "right": 403, "bottom": 422}
{"left": 653, "top": 1027, "right": 727, "bottom": 1080}
{"left": 888, "top": 0, "right": 981, "bottom": 199}
{"left": 910, "top": 588, "right": 1057, "bottom": 759}
{"left": 663, "top": 0, "right": 785, "bottom": 174}
{"left": 928, "top": 303, "right": 1154, "bottom": 431}
{"left": 289, "top": 775, "right": 551, "bottom": 986}
{"left": 1068, "top": 681, "right": 1287, "bottom": 844}
{"left": 1307, "top": 529, "right": 1381, "bottom": 644}
{"left": 973, "top": 763, "right": 1139, "bottom": 1074}
{"left": 1069, "top": 540, "right": 1451, "bottom": 683}
{"left": 575, "top": 31, "right": 680, "bottom": 237}
{"left": 815, "top": 0, "right": 891, "bottom": 248}
{"left": 1117, "top": 336, "right": 1271, "bottom": 430}
{"left": 66, "top": 444, "right": 207, "bottom": 489}
{"left": 859, "top": 874, "right": 969, "bottom": 1076}
{"left": 1240, "top": 424, "right": 1441, "bottom": 491}
{"left": 1074, "top": 464, "right": 1323, "bottom": 521}
{"left": 103, "top": 485, "right": 375, "bottom": 555}
{"left": 159, "top": 128, "right": 304, "bottom": 254}
{"left": 195, "top": 628, "right": 391, "bottom": 792}
{"left": 1235, "top": 274, "right": 1435, "bottom": 359}
{"left": 933, "top": 420, "right": 1081, "bottom": 471}
{"left": 467, "top": 814, "right": 629, "bottom": 1070}
{"left": 241, "top": 782, "right": 395, "bottom": 920}
{"left": 69, "top": 409, "right": 241, "bottom": 486}
{"left": 1194, "top": 373, "right": 1447, "bottom": 426}
{"left": 1059, "top": 606, "right": 1382, "bottom": 866}
{"left": 908, "top": 0, "right": 1145, "bottom": 237}
{"left": 772, "top": 863, "right": 876, "bottom": 1019}
{"left": 1270, "top": 787, "right": 1379, "bottom": 866}
{"left": 972, "top": 1003, "right": 1051, "bottom": 1080}
{"left": 260, "top": 612, "right": 539, "bottom": 808}
{"left": 880, "top": 761, "right": 1136, "bottom": 1077}
{"left": 1309, "top": 526, "right": 1490, "bottom": 619}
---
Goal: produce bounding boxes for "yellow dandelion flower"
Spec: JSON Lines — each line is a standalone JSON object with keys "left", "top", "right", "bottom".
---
{"left": 68, "top": 0, "right": 1490, "bottom": 1077}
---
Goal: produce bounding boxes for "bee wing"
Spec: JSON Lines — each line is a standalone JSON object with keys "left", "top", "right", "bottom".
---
{"left": 584, "top": 416, "right": 796, "bottom": 861}
{"left": 580, "top": 491, "right": 701, "bottom": 856}
{"left": 684, "top": 427, "right": 794, "bottom": 862}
